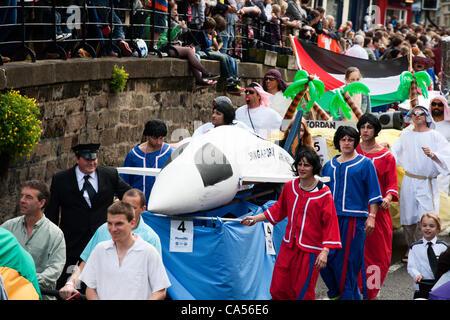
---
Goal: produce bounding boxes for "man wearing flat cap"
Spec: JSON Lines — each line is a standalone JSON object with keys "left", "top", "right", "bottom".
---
{"left": 46, "top": 143, "right": 131, "bottom": 289}
{"left": 391, "top": 105, "right": 450, "bottom": 262}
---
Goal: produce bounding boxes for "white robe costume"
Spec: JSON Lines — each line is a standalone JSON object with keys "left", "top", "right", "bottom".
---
{"left": 391, "top": 129, "right": 450, "bottom": 225}
{"left": 405, "top": 120, "right": 450, "bottom": 195}
{"left": 435, "top": 121, "right": 450, "bottom": 195}
{"left": 235, "top": 104, "right": 282, "bottom": 139}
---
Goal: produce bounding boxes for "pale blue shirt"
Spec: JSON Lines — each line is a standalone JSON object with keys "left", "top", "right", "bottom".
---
{"left": 80, "top": 213, "right": 162, "bottom": 262}
{"left": 1, "top": 214, "right": 66, "bottom": 292}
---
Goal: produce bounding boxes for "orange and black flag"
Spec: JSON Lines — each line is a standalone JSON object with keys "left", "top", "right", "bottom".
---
{"left": 0, "top": 227, "right": 41, "bottom": 300}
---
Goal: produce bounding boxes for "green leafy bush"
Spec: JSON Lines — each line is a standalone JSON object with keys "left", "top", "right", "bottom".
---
{"left": 110, "top": 65, "right": 129, "bottom": 94}
{"left": 0, "top": 90, "right": 42, "bottom": 162}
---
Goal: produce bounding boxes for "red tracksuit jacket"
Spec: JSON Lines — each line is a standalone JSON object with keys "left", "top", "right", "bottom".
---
{"left": 264, "top": 179, "right": 342, "bottom": 253}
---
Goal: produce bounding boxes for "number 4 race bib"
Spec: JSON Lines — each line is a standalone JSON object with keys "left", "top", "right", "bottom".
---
{"left": 170, "top": 219, "right": 194, "bottom": 253}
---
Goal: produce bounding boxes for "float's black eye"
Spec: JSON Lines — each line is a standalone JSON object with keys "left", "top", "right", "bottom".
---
{"left": 194, "top": 143, "right": 233, "bottom": 187}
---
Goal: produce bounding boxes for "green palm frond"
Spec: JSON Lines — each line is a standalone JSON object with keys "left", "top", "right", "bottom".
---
{"left": 329, "top": 101, "right": 341, "bottom": 119}
{"left": 416, "top": 80, "right": 429, "bottom": 99}
{"left": 414, "top": 71, "right": 431, "bottom": 87}
{"left": 303, "top": 82, "right": 317, "bottom": 112}
{"left": 342, "top": 82, "right": 370, "bottom": 96}
{"left": 341, "top": 103, "right": 353, "bottom": 120}
{"left": 308, "top": 82, "right": 317, "bottom": 101}
{"left": 414, "top": 71, "right": 432, "bottom": 99}
{"left": 329, "top": 90, "right": 352, "bottom": 120}
{"left": 284, "top": 79, "right": 309, "bottom": 99}
{"left": 329, "top": 90, "right": 344, "bottom": 119}
{"left": 396, "top": 71, "right": 414, "bottom": 102}
{"left": 311, "top": 79, "right": 325, "bottom": 98}
{"left": 294, "top": 70, "right": 309, "bottom": 81}
{"left": 336, "top": 90, "right": 352, "bottom": 119}
{"left": 400, "top": 71, "right": 414, "bottom": 85}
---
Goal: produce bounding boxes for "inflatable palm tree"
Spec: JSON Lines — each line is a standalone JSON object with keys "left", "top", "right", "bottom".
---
{"left": 310, "top": 101, "right": 330, "bottom": 120}
{"left": 323, "top": 82, "right": 370, "bottom": 120}
{"left": 283, "top": 70, "right": 329, "bottom": 121}
{"left": 396, "top": 71, "right": 432, "bottom": 108}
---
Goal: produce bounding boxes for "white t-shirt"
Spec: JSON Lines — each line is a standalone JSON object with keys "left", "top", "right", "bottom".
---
{"left": 79, "top": 235, "right": 171, "bottom": 300}
{"left": 345, "top": 44, "right": 369, "bottom": 60}
{"left": 235, "top": 105, "right": 282, "bottom": 139}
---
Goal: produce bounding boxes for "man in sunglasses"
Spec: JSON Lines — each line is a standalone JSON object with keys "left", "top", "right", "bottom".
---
{"left": 428, "top": 95, "right": 450, "bottom": 196}
{"left": 262, "top": 69, "right": 292, "bottom": 119}
{"left": 428, "top": 96, "right": 450, "bottom": 142}
{"left": 235, "top": 82, "right": 282, "bottom": 139}
{"left": 391, "top": 105, "right": 450, "bottom": 262}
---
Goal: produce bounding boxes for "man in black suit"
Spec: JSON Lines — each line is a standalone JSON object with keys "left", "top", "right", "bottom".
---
{"left": 46, "top": 143, "right": 131, "bottom": 289}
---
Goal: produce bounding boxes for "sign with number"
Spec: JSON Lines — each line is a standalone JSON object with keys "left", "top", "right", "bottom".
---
{"left": 263, "top": 223, "right": 276, "bottom": 255}
{"left": 312, "top": 135, "right": 329, "bottom": 166}
{"left": 170, "top": 219, "right": 194, "bottom": 252}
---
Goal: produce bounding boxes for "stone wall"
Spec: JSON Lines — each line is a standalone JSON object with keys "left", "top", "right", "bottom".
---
{"left": 0, "top": 57, "right": 296, "bottom": 223}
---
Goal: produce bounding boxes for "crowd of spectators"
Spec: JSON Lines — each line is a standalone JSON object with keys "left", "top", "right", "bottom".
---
{"left": 0, "top": 0, "right": 448, "bottom": 91}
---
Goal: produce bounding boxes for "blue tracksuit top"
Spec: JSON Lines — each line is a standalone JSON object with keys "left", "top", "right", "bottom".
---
{"left": 321, "top": 154, "right": 382, "bottom": 217}
{"left": 120, "top": 143, "right": 173, "bottom": 202}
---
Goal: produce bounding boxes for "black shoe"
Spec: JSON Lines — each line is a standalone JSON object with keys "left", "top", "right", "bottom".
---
{"left": 203, "top": 73, "right": 220, "bottom": 79}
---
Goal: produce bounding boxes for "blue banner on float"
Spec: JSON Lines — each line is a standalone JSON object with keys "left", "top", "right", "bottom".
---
{"left": 142, "top": 200, "right": 287, "bottom": 300}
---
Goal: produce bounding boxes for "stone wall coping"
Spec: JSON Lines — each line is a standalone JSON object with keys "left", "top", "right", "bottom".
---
{"left": 0, "top": 57, "right": 298, "bottom": 90}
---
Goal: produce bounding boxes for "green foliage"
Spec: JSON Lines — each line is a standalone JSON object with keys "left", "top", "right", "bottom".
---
{"left": 0, "top": 90, "right": 43, "bottom": 162}
{"left": 110, "top": 65, "right": 129, "bottom": 94}
{"left": 284, "top": 78, "right": 308, "bottom": 99}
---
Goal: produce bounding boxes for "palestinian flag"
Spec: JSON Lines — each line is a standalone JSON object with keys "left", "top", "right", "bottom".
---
{"left": 0, "top": 227, "right": 41, "bottom": 300}
{"left": 290, "top": 36, "right": 409, "bottom": 107}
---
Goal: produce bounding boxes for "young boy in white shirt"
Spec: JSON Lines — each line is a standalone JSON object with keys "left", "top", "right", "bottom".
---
{"left": 407, "top": 212, "right": 448, "bottom": 299}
